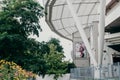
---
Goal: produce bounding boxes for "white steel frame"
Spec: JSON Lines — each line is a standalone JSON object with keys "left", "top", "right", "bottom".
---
{"left": 66, "top": 0, "right": 97, "bottom": 66}
{"left": 66, "top": 0, "right": 106, "bottom": 66}
{"left": 98, "top": 0, "right": 106, "bottom": 65}
{"left": 44, "top": 0, "right": 106, "bottom": 66}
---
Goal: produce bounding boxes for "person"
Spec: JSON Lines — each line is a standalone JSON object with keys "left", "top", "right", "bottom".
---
{"left": 79, "top": 43, "right": 84, "bottom": 58}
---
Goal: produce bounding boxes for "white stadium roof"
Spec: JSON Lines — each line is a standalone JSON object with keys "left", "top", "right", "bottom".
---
{"left": 44, "top": 0, "right": 100, "bottom": 41}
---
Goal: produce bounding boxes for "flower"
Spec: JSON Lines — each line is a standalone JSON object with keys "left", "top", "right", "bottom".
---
{"left": 0, "top": 60, "right": 36, "bottom": 80}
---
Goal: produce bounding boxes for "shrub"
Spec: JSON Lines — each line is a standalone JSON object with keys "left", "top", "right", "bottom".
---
{"left": 0, "top": 60, "right": 36, "bottom": 80}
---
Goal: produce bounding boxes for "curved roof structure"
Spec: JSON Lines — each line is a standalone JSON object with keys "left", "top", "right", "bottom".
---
{"left": 44, "top": 0, "right": 100, "bottom": 41}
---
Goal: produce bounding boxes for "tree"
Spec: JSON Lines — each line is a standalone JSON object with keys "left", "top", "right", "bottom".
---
{"left": 44, "top": 44, "right": 68, "bottom": 80}
{"left": 36, "top": 38, "right": 76, "bottom": 79}
{"left": 0, "top": 60, "right": 36, "bottom": 79}
{"left": 0, "top": 0, "right": 75, "bottom": 79}
{"left": 66, "top": 62, "right": 76, "bottom": 73}
{"left": 39, "top": 38, "right": 63, "bottom": 55}
{"left": 0, "top": 0, "right": 45, "bottom": 74}
{"left": 0, "top": 0, "right": 44, "bottom": 59}
{"left": 47, "top": 38, "right": 63, "bottom": 53}
{"left": 1, "top": 0, "right": 44, "bottom": 37}
{"left": 39, "top": 41, "right": 50, "bottom": 54}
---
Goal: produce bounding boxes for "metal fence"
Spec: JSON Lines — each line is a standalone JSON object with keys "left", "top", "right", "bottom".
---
{"left": 70, "top": 63, "right": 120, "bottom": 80}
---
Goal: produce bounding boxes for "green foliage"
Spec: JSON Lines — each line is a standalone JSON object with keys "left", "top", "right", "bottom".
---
{"left": 47, "top": 38, "right": 63, "bottom": 53}
{"left": 0, "top": 0, "right": 44, "bottom": 55}
{"left": 39, "top": 41, "right": 50, "bottom": 54}
{"left": 0, "top": 60, "right": 36, "bottom": 80}
{"left": 0, "top": 0, "right": 44, "bottom": 37}
{"left": 66, "top": 62, "right": 76, "bottom": 73}
{"left": 44, "top": 44, "right": 68, "bottom": 80}
{"left": 0, "top": 0, "right": 44, "bottom": 56}
{"left": 0, "top": 0, "right": 45, "bottom": 76}
{"left": 39, "top": 38, "right": 63, "bottom": 55}
{"left": 0, "top": 0, "right": 75, "bottom": 79}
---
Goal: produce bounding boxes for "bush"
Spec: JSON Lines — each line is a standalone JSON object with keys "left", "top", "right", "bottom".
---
{"left": 0, "top": 60, "right": 36, "bottom": 80}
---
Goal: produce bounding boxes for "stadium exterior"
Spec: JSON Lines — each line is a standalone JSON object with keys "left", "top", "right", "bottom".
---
{"left": 43, "top": 0, "right": 120, "bottom": 79}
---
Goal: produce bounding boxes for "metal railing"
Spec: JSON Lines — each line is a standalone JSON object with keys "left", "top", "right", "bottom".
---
{"left": 70, "top": 62, "right": 120, "bottom": 80}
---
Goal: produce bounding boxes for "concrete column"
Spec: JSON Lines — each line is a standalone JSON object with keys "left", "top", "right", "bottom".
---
{"left": 90, "top": 21, "right": 99, "bottom": 64}
{"left": 98, "top": 0, "right": 106, "bottom": 65}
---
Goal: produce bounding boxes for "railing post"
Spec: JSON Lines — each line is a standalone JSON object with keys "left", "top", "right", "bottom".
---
{"left": 118, "top": 62, "right": 120, "bottom": 80}
{"left": 108, "top": 64, "right": 109, "bottom": 80}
